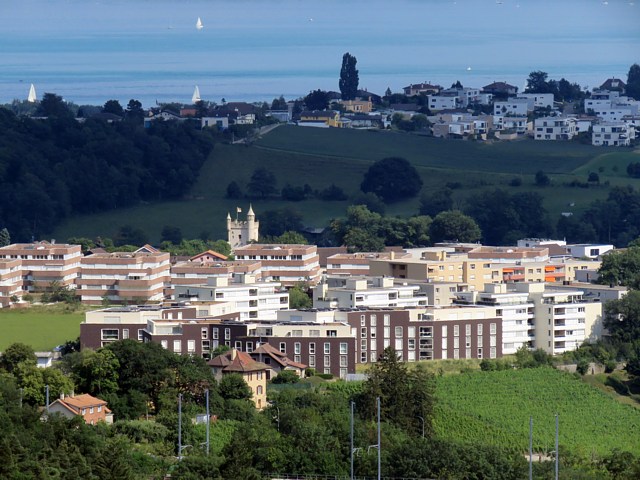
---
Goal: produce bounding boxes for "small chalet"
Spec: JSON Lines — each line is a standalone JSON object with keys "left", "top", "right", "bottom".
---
{"left": 209, "top": 349, "right": 268, "bottom": 409}
{"left": 251, "top": 343, "right": 307, "bottom": 380}
{"left": 599, "top": 78, "right": 626, "bottom": 93}
{"left": 47, "top": 393, "right": 113, "bottom": 425}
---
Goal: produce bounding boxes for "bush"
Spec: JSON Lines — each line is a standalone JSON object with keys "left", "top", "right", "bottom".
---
{"left": 317, "top": 373, "right": 334, "bottom": 380}
{"left": 360, "top": 157, "right": 423, "bottom": 203}
{"left": 304, "top": 368, "right": 317, "bottom": 377}
{"left": 271, "top": 370, "right": 300, "bottom": 384}
{"left": 281, "top": 184, "right": 306, "bottom": 201}
{"left": 319, "top": 184, "right": 347, "bottom": 201}
{"left": 576, "top": 359, "right": 590, "bottom": 375}
{"left": 509, "top": 177, "right": 523, "bottom": 187}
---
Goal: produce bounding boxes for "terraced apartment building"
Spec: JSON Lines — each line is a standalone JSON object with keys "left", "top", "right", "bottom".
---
{"left": 233, "top": 244, "right": 321, "bottom": 286}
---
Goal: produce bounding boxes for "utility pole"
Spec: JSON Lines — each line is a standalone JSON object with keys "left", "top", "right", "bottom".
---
{"left": 377, "top": 396, "right": 381, "bottom": 480}
{"left": 178, "top": 393, "right": 182, "bottom": 460}
{"left": 555, "top": 414, "right": 559, "bottom": 480}
{"left": 205, "top": 389, "right": 210, "bottom": 456}
{"left": 19, "top": 388, "right": 23, "bottom": 408}
{"left": 45, "top": 384, "right": 49, "bottom": 413}
{"left": 529, "top": 416, "right": 533, "bottom": 480}
{"left": 350, "top": 401, "right": 354, "bottom": 480}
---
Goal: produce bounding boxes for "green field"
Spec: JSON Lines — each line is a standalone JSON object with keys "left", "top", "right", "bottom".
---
{"left": 51, "top": 126, "right": 640, "bottom": 243}
{"left": 434, "top": 368, "right": 640, "bottom": 456}
{"left": 0, "top": 308, "right": 84, "bottom": 352}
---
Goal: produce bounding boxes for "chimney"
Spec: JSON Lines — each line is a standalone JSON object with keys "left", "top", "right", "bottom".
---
{"left": 231, "top": 349, "right": 237, "bottom": 360}
{"left": 60, "top": 392, "right": 65, "bottom": 400}
{"left": 390, "top": 251, "right": 395, "bottom": 260}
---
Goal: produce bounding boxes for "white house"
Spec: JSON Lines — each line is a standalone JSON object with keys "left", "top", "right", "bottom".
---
{"left": 534, "top": 116, "right": 577, "bottom": 140}
{"left": 428, "top": 95, "right": 460, "bottom": 111}
{"left": 517, "top": 93, "right": 554, "bottom": 109}
{"left": 592, "top": 122, "right": 634, "bottom": 146}
{"left": 494, "top": 98, "right": 530, "bottom": 116}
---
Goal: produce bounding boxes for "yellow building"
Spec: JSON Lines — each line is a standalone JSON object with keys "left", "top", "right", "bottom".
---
{"left": 339, "top": 99, "right": 373, "bottom": 113}
{"left": 209, "top": 349, "right": 268, "bottom": 409}
{"left": 299, "top": 110, "right": 342, "bottom": 127}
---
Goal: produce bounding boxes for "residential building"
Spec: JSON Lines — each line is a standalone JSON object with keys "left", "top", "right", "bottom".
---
{"left": 482, "top": 81, "right": 518, "bottom": 97}
{"left": 592, "top": 122, "right": 634, "bottom": 146}
{"left": 209, "top": 349, "right": 268, "bottom": 409}
{"left": 428, "top": 94, "right": 460, "bottom": 111}
{"left": 298, "top": 110, "right": 341, "bottom": 128}
{"left": 550, "top": 281, "right": 627, "bottom": 304}
{"left": 80, "top": 305, "right": 199, "bottom": 349}
{"left": 170, "top": 259, "right": 262, "bottom": 292}
{"left": 403, "top": 83, "right": 441, "bottom": 96}
{"left": 251, "top": 343, "right": 307, "bottom": 379}
{"left": 227, "top": 206, "right": 259, "bottom": 250}
{"left": 0, "top": 258, "right": 22, "bottom": 307}
{"left": 201, "top": 116, "right": 229, "bottom": 130}
{"left": 599, "top": 78, "right": 626, "bottom": 92}
{"left": 339, "top": 99, "right": 373, "bottom": 113}
{"left": 493, "top": 115, "right": 531, "bottom": 135}
{"left": 47, "top": 393, "right": 113, "bottom": 425}
{"left": 326, "top": 251, "right": 411, "bottom": 276}
{"left": 342, "top": 114, "right": 384, "bottom": 129}
{"left": 76, "top": 251, "right": 170, "bottom": 305}
{"left": 494, "top": 98, "right": 530, "bottom": 116}
{"left": 517, "top": 93, "right": 554, "bottom": 109}
{"left": 534, "top": 116, "right": 577, "bottom": 140}
{"left": 234, "top": 244, "right": 321, "bottom": 286}
{"left": 566, "top": 244, "right": 614, "bottom": 259}
{"left": 0, "top": 241, "right": 81, "bottom": 293}
{"left": 313, "top": 276, "right": 428, "bottom": 309}
{"left": 174, "top": 275, "right": 289, "bottom": 321}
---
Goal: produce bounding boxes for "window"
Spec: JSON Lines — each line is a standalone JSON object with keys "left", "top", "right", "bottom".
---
{"left": 279, "top": 342, "right": 286, "bottom": 353}
{"left": 361, "top": 352, "right": 367, "bottom": 363}
{"left": 246, "top": 341, "right": 253, "bottom": 353}
{"left": 408, "top": 326, "right": 415, "bottom": 337}
{"left": 408, "top": 339, "right": 415, "bottom": 350}
{"left": 98, "top": 406, "right": 102, "bottom": 412}
{"left": 419, "top": 326, "right": 432, "bottom": 338}
{"left": 384, "top": 327, "right": 390, "bottom": 338}
{"left": 324, "top": 355, "right": 330, "bottom": 367}
{"left": 453, "top": 349, "right": 459, "bottom": 359}
{"left": 361, "top": 339, "right": 367, "bottom": 350}
{"left": 173, "top": 340, "right": 181, "bottom": 353}
{"left": 395, "top": 338, "right": 403, "bottom": 350}
{"left": 101, "top": 329, "right": 118, "bottom": 341}
{"left": 453, "top": 325, "right": 459, "bottom": 337}
{"left": 82, "top": 408, "right": 86, "bottom": 415}
{"left": 122, "top": 329, "right": 129, "bottom": 340}
{"left": 187, "top": 340, "right": 196, "bottom": 353}
{"left": 309, "top": 355, "right": 316, "bottom": 367}
{"left": 465, "top": 324, "right": 471, "bottom": 336}
{"left": 324, "top": 342, "right": 330, "bottom": 354}
{"left": 466, "top": 336, "right": 471, "bottom": 348}
{"left": 477, "top": 324, "right": 483, "bottom": 335}
{"left": 442, "top": 325, "right": 447, "bottom": 337}
{"left": 224, "top": 328, "right": 230, "bottom": 340}
{"left": 490, "top": 323, "right": 497, "bottom": 335}
{"left": 395, "top": 326, "right": 403, "bottom": 338}
{"left": 161, "top": 340, "right": 168, "bottom": 349}
{"left": 370, "top": 315, "right": 377, "bottom": 326}
{"left": 202, "top": 340, "right": 210, "bottom": 350}
{"left": 340, "top": 356, "right": 347, "bottom": 367}
{"left": 383, "top": 314, "right": 390, "bottom": 326}
{"left": 90, "top": 407, "right": 94, "bottom": 414}
{"left": 466, "top": 348, "right": 471, "bottom": 358}
{"left": 138, "top": 329, "right": 144, "bottom": 341}
{"left": 370, "top": 351, "right": 377, "bottom": 362}
{"left": 454, "top": 337, "right": 459, "bottom": 348}
{"left": 309, "top": 342, "right": 316, "bottom": 354}
{"left": 340, "top": 342, "right": 348, "bottom": 354}
{"left": 360, "top": 314, "right": 366, "bottom": 326}
{"left": 235, "top": 341, "right": 242, "bottom": 350}
{"left": 212, "top": 328, "right": 219, "bottom": 340}
{"left": 294, "top": 342, "right": 301, "bottom": 354}
{"left": 256, "top": 385, "right": 263, "bottom": 395}
{"left": 361, "top": 327, "right": 367, "bottom": 338}
{"left": 326, "top": 330, "right": 337, "bottom": 337}
{"left": 490, "top": 347, "right": 497, "bottom": 359}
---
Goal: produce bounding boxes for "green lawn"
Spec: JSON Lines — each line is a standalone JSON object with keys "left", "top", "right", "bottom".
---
{"left": 0, "top": 308, "right": 85, "bottom": 352}
{"left": 434, "top": 368, "right": 640, "bottom": 456}
{"left": 50, "top": 126, "right": 640, "bottom": 243}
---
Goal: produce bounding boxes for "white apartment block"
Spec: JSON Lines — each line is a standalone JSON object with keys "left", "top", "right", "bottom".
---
{"left": 494, "top": 98, "right": 530, "bottom": 116}
{"left": 0, "top": 242, "right": 82, "bottom": 292}
{"left": 0, "top": 258, "right": 23, "bottom": 307}
{"left": 566, "top": 244, "right": 614, "bottom": 259}
{"left": 428, "top": 95, "right": 460, "bottom": 111}
{"left": 326, "top": 251, "right": 409, "bottom": 276}
{"left": 313, "top": 276, "right": 428, "bottom": 309}
{"left": 523, "top": 283, "right": 602, "bottom": 355}
{"left": 585, "top": 91, "right": 640, "bottom": 122}
{"left": 170, "top": 260, "right": 262, "bottom": 290}
{"left": 517, "top": 93, "right": 554, "bottom": 109}
{"left": 534, "top": 116, "right": 577, "bottom": 140}
{"left": 174, "top": 275, "right": 289, "bottom": 321}
{"left": 592, "top": 122, "right": 634, "bottom": 146}
{"left": 493, "top": 116, "right": 530, "bottom": 134}
{"left": 234, "top": 244, "right": 321, "bottom": 286}
{"left": 77, "top": 251, "right": 170, "bottom": 305}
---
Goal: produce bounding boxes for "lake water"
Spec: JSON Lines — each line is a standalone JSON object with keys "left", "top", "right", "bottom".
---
{"left": 1, "top": 0, "right": 638, "bottom": 107}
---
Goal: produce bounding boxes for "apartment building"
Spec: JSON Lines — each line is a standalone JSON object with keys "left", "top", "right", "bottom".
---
{"left": 427, "top": 95, "right": 460, "bottom": 111}
{"left": 326, "top": 251, "right": 410, "bottom": 276}
{"left": 523, "top": 283, "right": 603, "bottom": 355}
{"left": 592, "top": 122, "right": 634, "bottom": 146}
{"left": 313, "top": 276, "right": 428, "bottom": 309}
{"left": 170, "top": 259, "right": 262, "bottom": 295}
{"left": 80, "top": 304, "right": 198, "bottom": 349}
{"left": 517, "top": 93, "right": 554, "bottom": 109}
{"left": 77, "top": 251, "right": 170, "bottom": 305}
{"left": 174, "top": 275, "right": 289, "bottom": 321}
{"left": 0, "top": 258, "right": 22, "bottom": 307}
{"left": 494, "top": 98, "right": 530, "bottom": 116}
{"left": 0, "top": 241, "right": 81, "bottom": 292}
{"left": 534, "top": 116, "right": 577, "bottom": 140}
{"left": 234, "top": 244, "right": 321, "bottom": 286}
{"left": 369, "top": 248, "right": 469, "bottom": 285}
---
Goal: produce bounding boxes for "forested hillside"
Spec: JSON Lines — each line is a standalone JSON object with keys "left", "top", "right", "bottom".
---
{"left": 0, "top": 107, "right": 215, "bottom": 241}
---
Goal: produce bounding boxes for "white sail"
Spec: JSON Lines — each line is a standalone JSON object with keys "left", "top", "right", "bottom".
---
{"left": 192, "top": 85, "right": 201, "bottom": 103}
{"left": 27, "top": 83, "right": 37, "bottom": 103}
{"left": 196, "top": 17, "right": 203, "bottom": 30}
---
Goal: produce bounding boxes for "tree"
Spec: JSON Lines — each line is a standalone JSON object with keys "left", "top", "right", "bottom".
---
{"left": 218, "top": 373, "right": 252, "bottom": 400}
{"left": 598, "top": 247, "right": 640, "bottom": 289}
{"left": 0, "top": 227, "right": 10, "bottom": 247}
{"left": 271, "top": 370, "right": 300, "bottom": 384}
{"left": 429, "top": 210, "right": 481, "bottom": 243}
{"left": 0, "top": 343, "right": 36, "bottom": 374}
{"left": 588, "top": 172, "right": 600, "bottom": 184}
{"left": 271, "top": 95, "right": 288, "bottom": 110}
{"left": 273, "top": 231, "right": 308, "bottom": 245}
{"left": 627, "top": 63, "right": 640, "bottom": 101}
{"left": 63, "top": 348, "right": 120, "bottom": 396}
{"left": 114, "top": 224, "right": 148, "bottom": 247}
{"left": 534, "top": 170, "right": 550, "bottom": 186}
{"left": 102, "top": 100, "right": 124, "bottom": 116}
{"left": 604, "top": 291, "right": 640, "bottom": 344}
{"left": 339, "top": 52, "right": 359, "bottom": 101}
{"left": 289, "top": 284, "right": 311, "bottom": 309}
{"left": 360, "top": 157, "right": 423, "bottom": 203}
{"left": 226, "top": 181, "right": 243, "bottom": 199}
{"left": 124, "top": 99, "right": 144, "bottom": 121}
{"left": 304, "top": 89, "right": 330, "bottom": 111}
{"left": 419, "top": 189, "right": 453, "bottom": 217}
{"left": 37, "top": 92, "right": 72, "bottom": 118}
{"left": 259, "top": 208, "right": 303, "bottom": 237}
{"left": 247, "top": 167, "right": 277, "bottom": 198}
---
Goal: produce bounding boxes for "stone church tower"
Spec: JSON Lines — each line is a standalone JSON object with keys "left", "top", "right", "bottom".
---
{"left": 227, "top": 205, "right": 259, "bottom": 249}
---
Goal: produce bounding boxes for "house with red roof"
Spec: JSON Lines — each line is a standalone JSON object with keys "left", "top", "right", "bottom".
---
{"left": 251, "top": 343, "right": 307, "bottom": 380}
{"left": 209, "top": 348, "right": 268, "bottom": 409}
{"left": 47, "top": 393, "right": 113, "bottom": 425}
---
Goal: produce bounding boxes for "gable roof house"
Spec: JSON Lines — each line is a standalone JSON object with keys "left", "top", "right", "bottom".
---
{"left": 482, "top": 81, "right": 518, "bottom": 98}
{"left": 403, "top": 83, "right": 441, "bottom": 96}
{"left": 599, "top": 78, "right": 626, "bottom": 93}
{"left": 209, "top": 348, "right": 268, "bottom": 409}
{"left": 47, "top": 393, "right": 113, "bottom": 425}
{"left": 298, "top": 110, "right": 342, "bottom": 128}
{"left": 251, "top": 343, "right": 307, "bottom": 379}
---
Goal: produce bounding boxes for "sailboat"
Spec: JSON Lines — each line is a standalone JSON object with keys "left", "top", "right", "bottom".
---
{"left": 192, "top": 85, "right": 201, "bottom": 103}
{"left": 27, "top": 83, "right": 37, "bottom": 103}
{"left": 196, "top": 17, "right": 203, "bottom": 30}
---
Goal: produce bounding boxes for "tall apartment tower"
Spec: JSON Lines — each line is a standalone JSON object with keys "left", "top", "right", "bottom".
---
{"left": 227, "top": 205, "right": 259, "bottom": 250}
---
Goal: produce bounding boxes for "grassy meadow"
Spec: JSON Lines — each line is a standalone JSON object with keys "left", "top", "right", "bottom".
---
{"left": 0, "top": 306, "right": 85, "bottom": 352}
{"left": 51, "top": 125, "right": 640, "bottom": 243}
{"left": 434, "top": 368, "right": 640, "bottom": 456}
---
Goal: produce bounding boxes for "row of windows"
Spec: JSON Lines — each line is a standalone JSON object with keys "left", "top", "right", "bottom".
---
{"left": 279, "top": 342, "right": 348, "bottom": 355}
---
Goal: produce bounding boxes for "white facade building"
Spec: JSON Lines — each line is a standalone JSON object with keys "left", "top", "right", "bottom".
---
{"left": 592, "top": 122, "right": 634, "bottom": 146}
{"left": 534, "top": 116, "right": 577, "bottom": 140}
{"left": 427, "top": 95, "right": 460, "bottom": 111}
{"left": 494, "top": 98, "right": 530, "bottom": 116}
{"left": 517, "top": 93, "right": 554, "bottom": 109}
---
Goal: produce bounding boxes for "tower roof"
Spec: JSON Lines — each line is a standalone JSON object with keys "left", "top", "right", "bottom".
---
{"left": 248, "top": 204, "right": 255, "bottom": 216}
